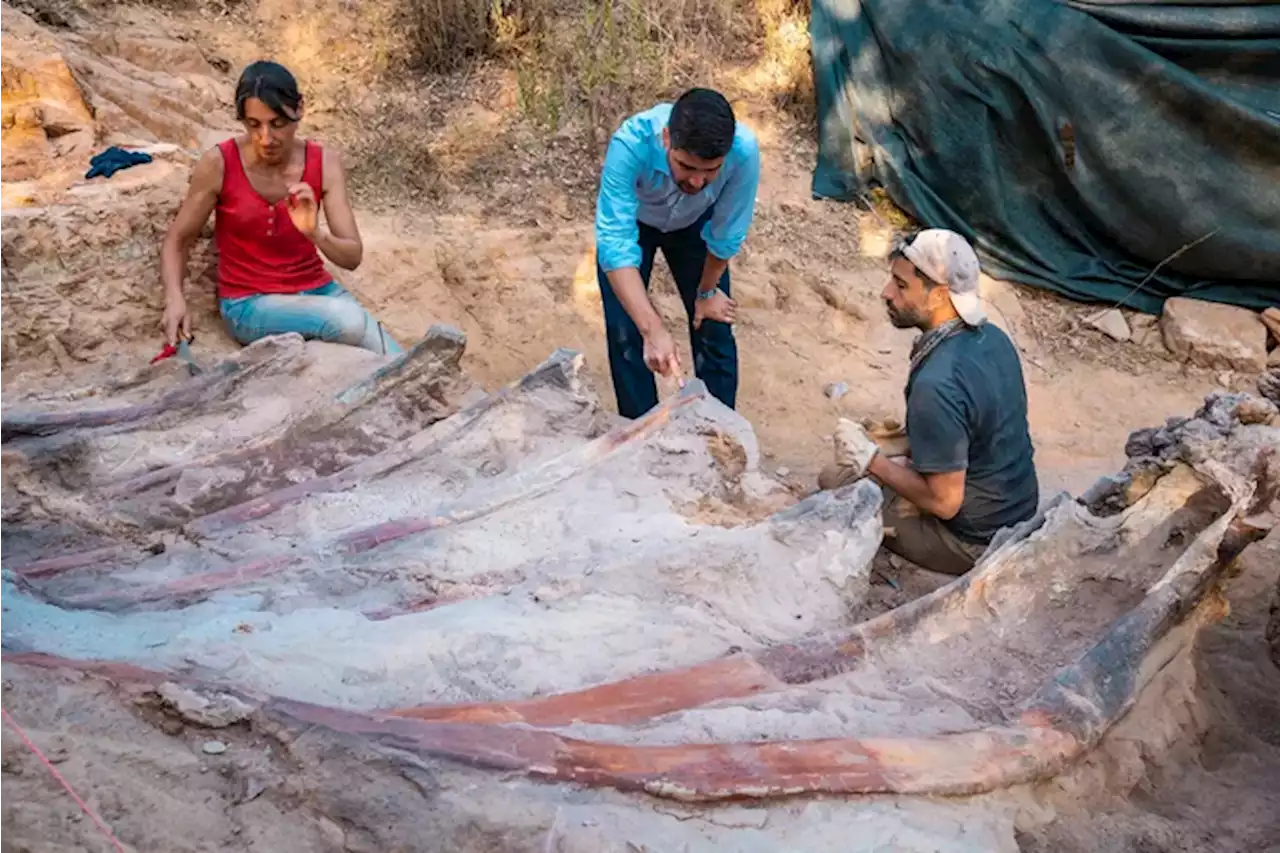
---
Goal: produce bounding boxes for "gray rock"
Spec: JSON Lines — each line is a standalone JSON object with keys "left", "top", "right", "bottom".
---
{"left": 1084, "top": 309, "right": 1131, "bottom": 342}
{"left": 1259, "top": 368, "right": 1280, "bottom": 405}
{"left": 201, "top": 740, "right": 228, "bottom": 755}
{"left": 1124, "top": 427, "right": 1159, "bottom": 459}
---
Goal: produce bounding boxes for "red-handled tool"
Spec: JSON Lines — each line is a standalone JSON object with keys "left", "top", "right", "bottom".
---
{"left": 150, "top": 342, "right": 178, "bottom": 365}
{"left": 150, "top": 336, "right": 203, "bottom": 375}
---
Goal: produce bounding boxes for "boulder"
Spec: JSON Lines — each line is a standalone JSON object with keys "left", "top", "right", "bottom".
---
{"left": 1160, "top": 297, "right": 1267, "bottom": 373}
{"left": 0, "top": 33, "right": 96, "bottom": 181}
{"left": 0, "top": 164, "right": 219, "bottom": 365}
{"left": 1261, "top": 307, "right": 1280, "bottom": 346}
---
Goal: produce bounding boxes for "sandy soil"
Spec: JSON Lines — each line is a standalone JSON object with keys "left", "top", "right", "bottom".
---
{"left": 1017, "top": 531, "right": 1280, "bottom": 853}
{"left": 331, "top": 146, "right": 1226, "bottom": 502}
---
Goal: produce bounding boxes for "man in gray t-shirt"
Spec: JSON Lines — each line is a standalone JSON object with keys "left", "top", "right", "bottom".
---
{"left": 819, "top": 229, "right": 1038, "bottom": 575}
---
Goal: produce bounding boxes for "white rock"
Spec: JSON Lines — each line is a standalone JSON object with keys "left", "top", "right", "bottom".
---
{"left": 824, "top": 382, "right": 849, "bottom": 400}
{"left": 201, "top": 740, "right": 228, "bottom": 755}
{"left": 1084, "top": 309, "right": 1131, "bottom": 342}
{"left": 158, "top": 683, "right": 254, "bottom": 728}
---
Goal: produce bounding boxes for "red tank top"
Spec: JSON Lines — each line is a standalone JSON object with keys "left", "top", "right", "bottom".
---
{"left": 214, "top": 138, "right": 331, "bottom": 299}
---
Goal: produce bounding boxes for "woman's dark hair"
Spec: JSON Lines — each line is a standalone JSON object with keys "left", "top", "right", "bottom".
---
{"left": 234, "top": 61, "right": 303, "bottom": 122}
{"left": 668, "top": 88, "right": 736, "bottom": 161}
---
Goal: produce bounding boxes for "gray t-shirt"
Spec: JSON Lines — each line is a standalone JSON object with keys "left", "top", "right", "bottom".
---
{"left": 905, "top": 324, "right": 1039, "bottom": 544}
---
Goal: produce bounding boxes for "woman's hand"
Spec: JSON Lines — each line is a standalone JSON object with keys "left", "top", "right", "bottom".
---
{"left": 286, "top": 182, "right": 319, "bottom": 238}
{"left": 162, "top": 292, "right": 191, "bottom": 345}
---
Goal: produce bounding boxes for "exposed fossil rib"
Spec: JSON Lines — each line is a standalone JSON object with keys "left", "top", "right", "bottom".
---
{"left": 186, "top": 347, "right": 598, "bottom": 536}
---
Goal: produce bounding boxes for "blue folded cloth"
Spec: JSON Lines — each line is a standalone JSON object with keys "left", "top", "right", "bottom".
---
{"left": 85, "top": 147, "right": 153, "bottom": 179}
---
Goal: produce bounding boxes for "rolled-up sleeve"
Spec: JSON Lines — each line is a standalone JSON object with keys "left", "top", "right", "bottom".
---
{"left": 595, "top": 133, "right": 643, "bottom": 273}
{"left": 701, "top": 133, "right": 760, "bottom": 261}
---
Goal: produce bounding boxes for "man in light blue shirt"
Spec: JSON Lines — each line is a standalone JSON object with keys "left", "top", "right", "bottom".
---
{"left": 595, "top": 88, "right": 761, "bottom": 418}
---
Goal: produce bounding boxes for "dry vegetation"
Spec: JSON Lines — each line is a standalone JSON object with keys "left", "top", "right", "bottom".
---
{"left": 160, "top": 0, "right": 815, "bottom": 208}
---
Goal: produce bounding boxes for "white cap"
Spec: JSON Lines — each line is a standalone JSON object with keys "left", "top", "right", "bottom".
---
{"left": 901, "top": 229, "right": 987, "bottom": 326}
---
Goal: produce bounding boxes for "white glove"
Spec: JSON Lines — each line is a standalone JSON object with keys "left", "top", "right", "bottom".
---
{"left": 832, "top": 417, "right": 880, "bottom": 480}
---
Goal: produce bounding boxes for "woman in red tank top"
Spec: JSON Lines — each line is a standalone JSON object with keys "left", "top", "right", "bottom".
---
{"left": 159, "top": 62, "right": 402, "bottom": 355}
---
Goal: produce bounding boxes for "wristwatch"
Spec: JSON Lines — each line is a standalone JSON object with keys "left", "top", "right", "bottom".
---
{"left": 696, "top": 287, "right": 720, "bottom": 301}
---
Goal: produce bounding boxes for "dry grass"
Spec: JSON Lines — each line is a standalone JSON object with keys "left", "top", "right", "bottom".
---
{"left": 743, "top": 0, "right": 814, "bottom": 122}
{"left": 506, "top": 0, "right": 815, "bottom": 134}
{"left": 153, "top": 0, "right": 819, "bottom": 206}
{"left": 509, "top": 0, "right": 756, "bottom": 136}
{"left": 334, "top": 0, "right": 814, "bottom": 205}
{"left": 396, "top": 0, "right": 546, "bottom": 73}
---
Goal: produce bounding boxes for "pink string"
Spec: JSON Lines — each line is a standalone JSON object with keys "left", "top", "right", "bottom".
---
{"left": 1, "top": 706, "right": 128, "bottom": 852}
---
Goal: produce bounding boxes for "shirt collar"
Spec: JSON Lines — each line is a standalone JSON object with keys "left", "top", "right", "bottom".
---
{"left": 648, "top": 124, "right": 672, "bottom": 177}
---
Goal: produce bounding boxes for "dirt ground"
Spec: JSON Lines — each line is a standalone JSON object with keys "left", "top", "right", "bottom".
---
{"left": 1017, "top": 532, "right": 1280, "bottom": 853}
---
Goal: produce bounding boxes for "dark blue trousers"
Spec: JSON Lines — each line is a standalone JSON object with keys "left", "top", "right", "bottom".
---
{"left": 597, "top": 216, "right": 739, "bottom": 419}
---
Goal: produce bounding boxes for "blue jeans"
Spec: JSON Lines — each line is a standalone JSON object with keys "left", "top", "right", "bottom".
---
{"left": 219, "top": 281, "right": 404, "bottom": 355}
{"left": 597, "top": 212, "right": 739, "bottom": 419}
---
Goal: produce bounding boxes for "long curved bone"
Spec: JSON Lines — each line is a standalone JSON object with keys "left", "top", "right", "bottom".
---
{"left": 2, "top": 489, "right": 1248, "bottom": 803}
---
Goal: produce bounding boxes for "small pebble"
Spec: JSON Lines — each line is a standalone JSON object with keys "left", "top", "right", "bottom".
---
{"left": 202, "top": 740, "right": 228, "bottom": 755}
{"left": 583, "top": 566, "right": 594, "bottom": 577}
{"left": 824, "top": 381, "right": 850, "bottom": 400}
{"left": 776, "top": 467, "right": 791, "bottom": 477}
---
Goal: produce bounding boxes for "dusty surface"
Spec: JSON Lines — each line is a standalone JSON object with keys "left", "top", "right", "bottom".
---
{"left": 1017, "top": 529, "right": 1280, "bottom": 853}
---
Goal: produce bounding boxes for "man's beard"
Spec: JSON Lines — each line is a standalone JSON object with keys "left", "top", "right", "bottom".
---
{"left": 885, "top": 302, "right": 926, "bottom": 329}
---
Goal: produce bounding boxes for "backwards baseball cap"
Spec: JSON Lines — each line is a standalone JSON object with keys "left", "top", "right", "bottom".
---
{"left": 898, "top": 229, "right": 987, "bottom": 326}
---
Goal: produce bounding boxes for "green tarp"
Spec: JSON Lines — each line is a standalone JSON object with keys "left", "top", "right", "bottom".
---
{"left": 810, "top": 0, "right": 1280, "bottom": 313}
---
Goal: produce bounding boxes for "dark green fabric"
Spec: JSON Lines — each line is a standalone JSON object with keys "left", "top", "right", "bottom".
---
{"left": 906, "top": 324, "right": 1039, "bottom": 544}
{"left": 810, "top": 0, "right": 1280, "bottom": 313}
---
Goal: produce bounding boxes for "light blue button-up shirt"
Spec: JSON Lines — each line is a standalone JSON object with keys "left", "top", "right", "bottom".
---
{"left": 595, "top": 103, "right": 761, "bottom": 273}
